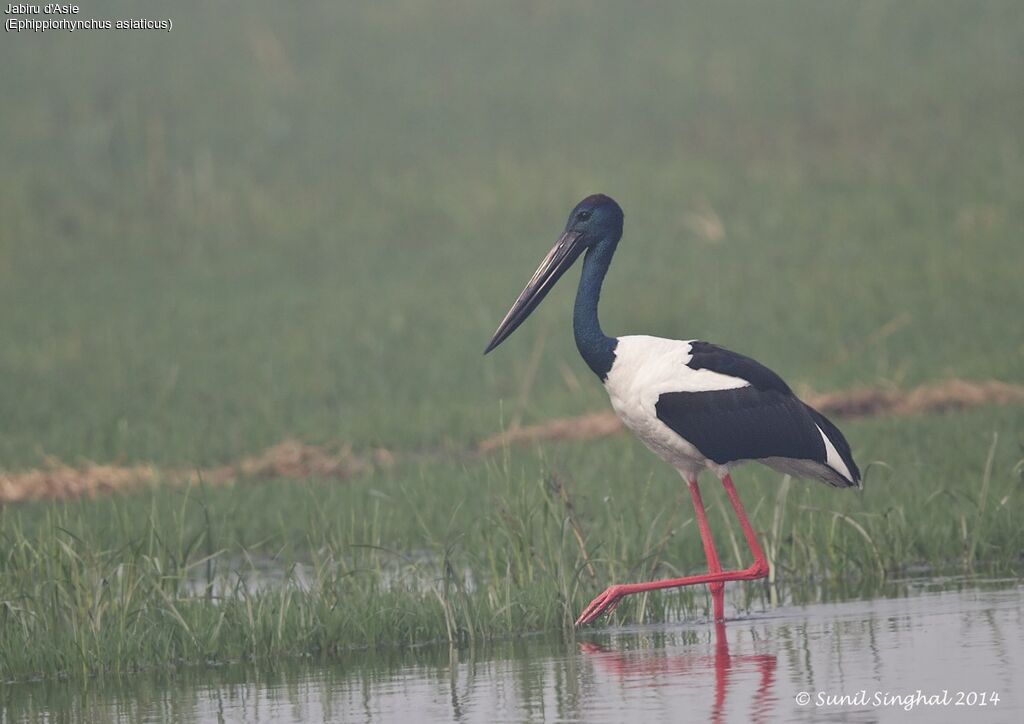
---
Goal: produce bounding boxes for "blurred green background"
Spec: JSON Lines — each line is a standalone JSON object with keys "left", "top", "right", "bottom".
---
{"left": 1, "top": 0, "right": 1021, "bottom": 470}
{"left": 3, "top": 1, "right": 1024, "bottom": 683}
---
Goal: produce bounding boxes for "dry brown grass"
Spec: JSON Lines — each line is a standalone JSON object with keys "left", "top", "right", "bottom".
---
{"left": 0, "top": 440, "right": 392, "bottom": 505}
{"left": 807, "top": 378, "right": 1024, "bottom": 419}
{"left": 206, "top": 439, "right": 387, "bottom": 483}
{"left": 0, "top": 459, "right": 165, "bottom": 505}
{"left": 2, "top": 378, "right": 1021, "bottom": 504}
{"left": 476, "top": 412, "right": 623, "bottom": 454}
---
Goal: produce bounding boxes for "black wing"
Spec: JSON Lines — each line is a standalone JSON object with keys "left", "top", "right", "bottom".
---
{"left": 655, "top": 342, "right": 860, "bottom": 486}
{"left": 686, "top": 341, "right": 792, "bottom": 394}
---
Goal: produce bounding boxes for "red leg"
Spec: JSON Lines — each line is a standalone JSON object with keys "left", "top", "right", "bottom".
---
{"left": 687, "top": 478, "right": 725, "bottom": 622}
{"left": 711, "top": 622, "right": 731, "bottom": 724}
{"left": 575, "top": 472, "right": 768, "bottom": 627}
{"left": 720, "top": 473, "right": 768, "bottom": 576}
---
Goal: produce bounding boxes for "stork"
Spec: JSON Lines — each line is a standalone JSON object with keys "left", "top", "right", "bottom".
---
{"left": 484, "top": 194, "right": 860, "bottom": 626}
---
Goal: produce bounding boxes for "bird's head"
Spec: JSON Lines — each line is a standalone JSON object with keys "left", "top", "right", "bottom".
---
{"left": 484, "top": 194, "right": 623, "bottom": 354}
{"left": 562, "top": 194, "right": 624, "bottom": 250}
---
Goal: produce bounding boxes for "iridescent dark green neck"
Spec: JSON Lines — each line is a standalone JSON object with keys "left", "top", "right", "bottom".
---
{"left": 573, "top": 242, "right": 617, "bottom": 380}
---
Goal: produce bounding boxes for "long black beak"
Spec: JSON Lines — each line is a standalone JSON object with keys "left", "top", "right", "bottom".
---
{"left": 484, "top": 230, "right": 586, "bottom": 354}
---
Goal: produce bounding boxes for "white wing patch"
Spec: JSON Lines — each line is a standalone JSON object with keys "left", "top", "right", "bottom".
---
{"left": 817, "top": 426, "right": 853, "bottom": 484}
{"left": 602, "top": 336, "right": 750, "bottom": 476}
{"left": 606, "top": 336, "right": 749, "bottom": 399}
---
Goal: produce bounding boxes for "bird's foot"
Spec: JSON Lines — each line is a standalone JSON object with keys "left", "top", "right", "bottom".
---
{"left": 575, "top": 562, "right": 769, "bottom": 627}
{"left": 575, "top": 584, "right": 634, "bottom": 627}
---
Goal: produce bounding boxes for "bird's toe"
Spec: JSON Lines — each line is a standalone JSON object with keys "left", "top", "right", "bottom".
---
{"left": 575, "top": 585, "right": 627, "bottom": 627}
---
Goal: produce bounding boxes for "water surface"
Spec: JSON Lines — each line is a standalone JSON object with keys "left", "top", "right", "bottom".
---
{"left": 5, "top": 581, "right": 1021, "bottom": 723}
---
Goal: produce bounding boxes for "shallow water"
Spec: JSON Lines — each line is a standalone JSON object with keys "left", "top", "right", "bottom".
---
{"left": 5, "top": 581, "right": 1022, "bottom": 723}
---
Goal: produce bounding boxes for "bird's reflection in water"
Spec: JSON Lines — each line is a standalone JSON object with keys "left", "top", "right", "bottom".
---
{"left": 580, "top": 623, "right": 777, "bottom": 723}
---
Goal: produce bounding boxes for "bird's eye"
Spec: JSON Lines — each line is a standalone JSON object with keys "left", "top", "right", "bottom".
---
{"left": 577, "top": 210, "right": 592, "bottom": 222}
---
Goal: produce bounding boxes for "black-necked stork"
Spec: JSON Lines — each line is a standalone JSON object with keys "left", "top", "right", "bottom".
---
{"left": 485, "top": 194, "right": 860, "bottom": 626}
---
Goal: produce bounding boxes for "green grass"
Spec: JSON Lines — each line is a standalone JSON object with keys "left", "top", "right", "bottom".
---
{"left": 2, "top": 407, "right": 1021, "bottom": 681}
{"left": 1, "top": 0, "right": 1023, "bottom": 682}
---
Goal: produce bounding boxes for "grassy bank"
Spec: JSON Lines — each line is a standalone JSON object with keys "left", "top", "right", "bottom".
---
{"left": 2, "top": 407, "right": 1021, "bottom": 681}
